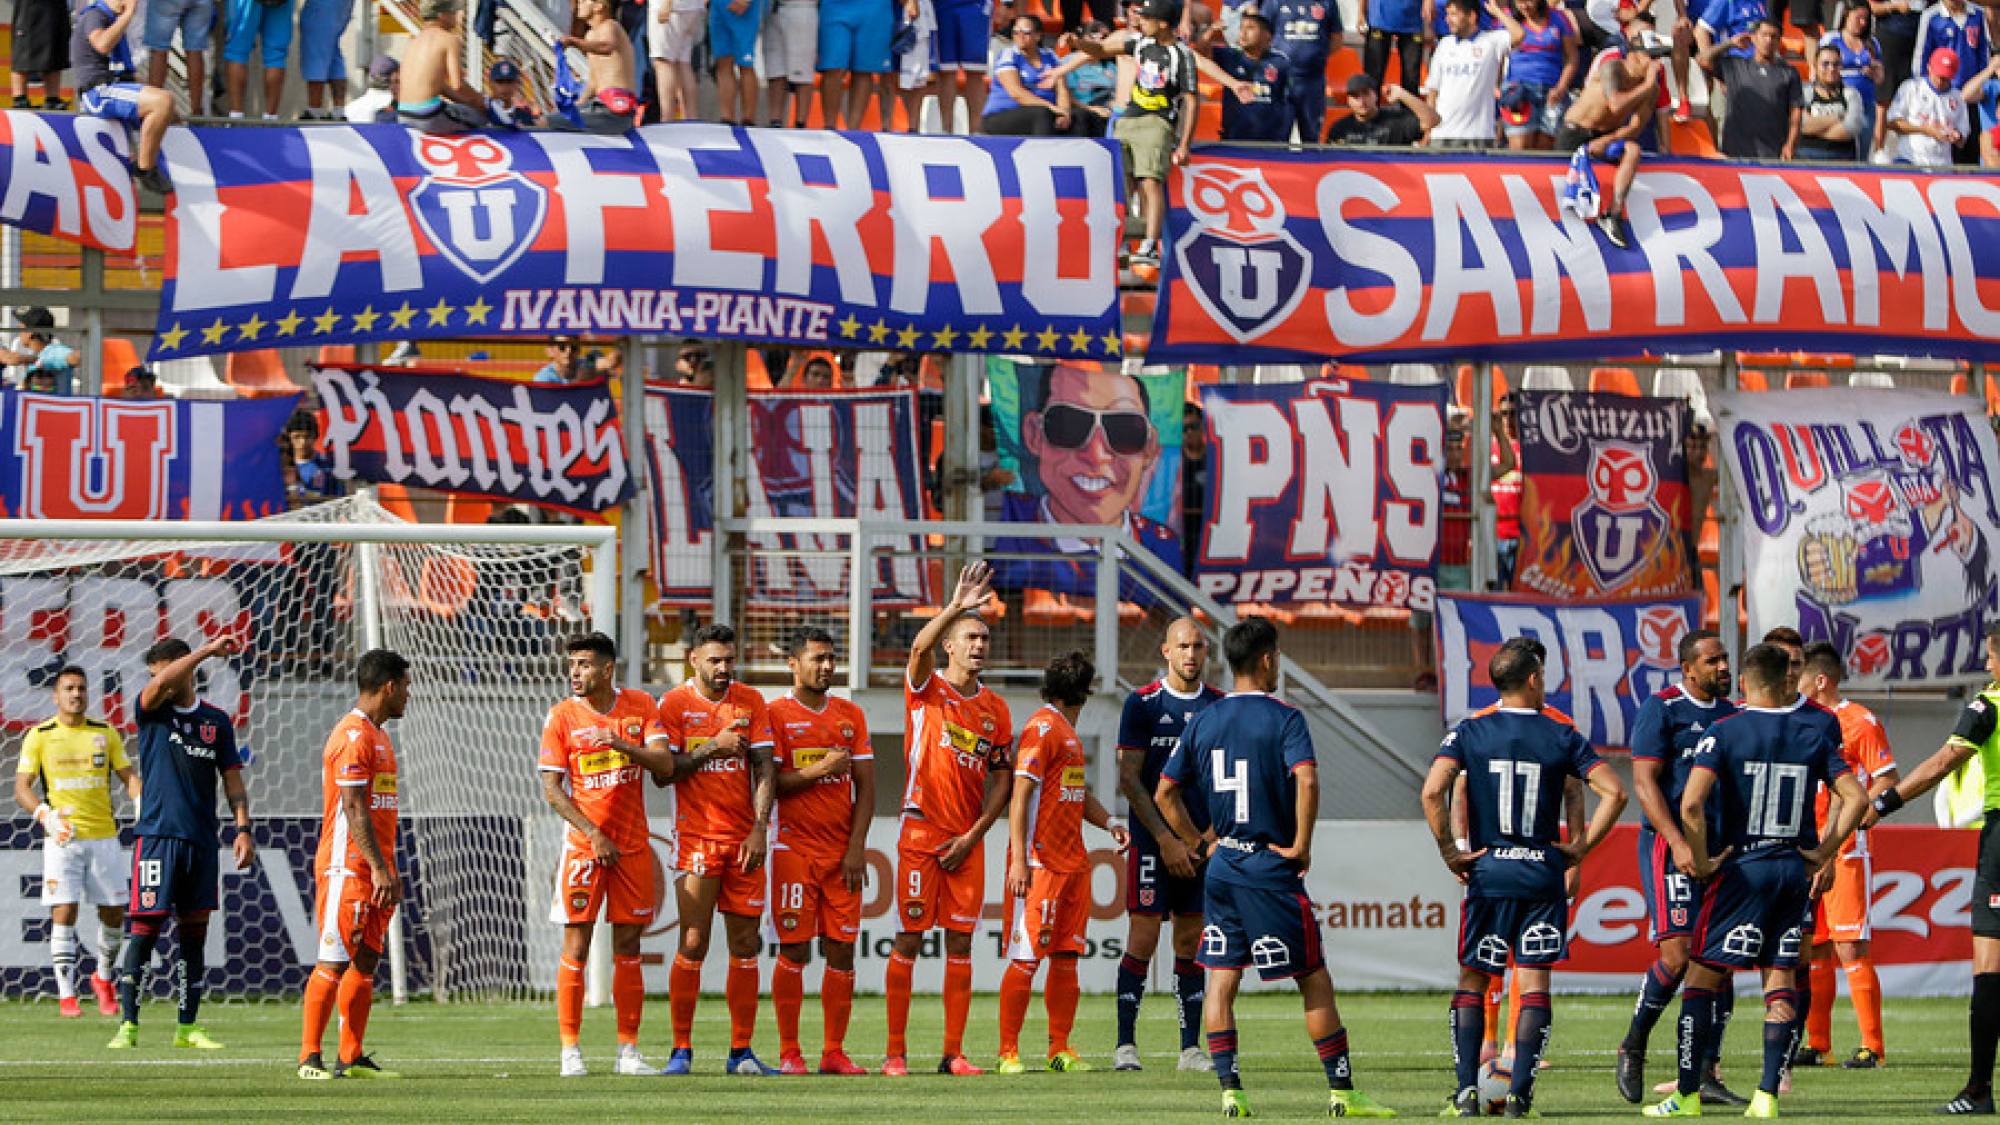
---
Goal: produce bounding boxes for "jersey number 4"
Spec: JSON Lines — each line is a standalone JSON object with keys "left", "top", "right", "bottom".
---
{"left": 1488, "top": 761, "right": 1542, "bottom": 836}
{"left": 1211, "top": 752, "right": 1250, "bottom": 823}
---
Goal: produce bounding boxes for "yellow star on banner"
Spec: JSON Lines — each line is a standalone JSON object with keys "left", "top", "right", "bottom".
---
{"left": 275, "top": 310, "right": 304, "bottom": 337}
{"left": 1067, "top": 326, "right": 1092, "bottom": 354}
{"left": 868, "top": 319, "right": 891, "bottom": 344}
{"left": 1100, "top": 329, "right": 1123, "bottom": 355}
{"left": 200, "top": 318, "right": 229, "bottom": 346}
{"left": 238, "top": 313, "right": 267, "bottom": 341}
{"left": 425, "top": 298, "right": 454, "bottom": 327}
{"left": 463, "top": 296, "right": 493, "bottom": 325}
{"left": 351, "top": 306, "right": 380, "bottom": 333}
{"left": 387, "top": 302, "right": 419, "bottom": 331}
{"left": 312, "top": 308, "right": 342, "bottom": 335}
{"left": 931, "top": 325, "right": 958, "bottom": 350}
{"left": 837, "top": 313, "right": 861, "bottom": 339}
{"left": 1000, "top": 325, "right": 1026, "bottom": 351}
{"left": 896, "top": 324, "right": 921, "bottom": 349}
{"left": 1035, "top": 326, "right": 1060, "bottom": 353}
{"left": 965, "top": 324, "right": 993, "bottom": 351}
{"left": 157, "top": 323, "right": 188, "bottom": 352}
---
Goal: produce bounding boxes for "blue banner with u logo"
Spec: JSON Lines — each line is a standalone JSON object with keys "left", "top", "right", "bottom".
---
{"left": 151, "top": 125, "right": 1124, "bottom": 361}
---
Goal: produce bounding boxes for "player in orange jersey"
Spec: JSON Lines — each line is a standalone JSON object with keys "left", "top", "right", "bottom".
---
{"left": 298, "top": 649, "right": 411, "bottom": 1082}
{"left": 768, "top": 626, "right": 875, "bottom": 1077}
{"left": 538, "top": 632, "right": 677, "bottom": 1078}
{"left": 997, "top": 651, "right": 1127, "bottom": 1075}
{"left": 652, "top": 622, "right": 779, "bottom": 1076}
{"left": 1795, "top": 641, "right": 1900, "bottom": 1071}
{"left": 884, "top": 562, "right": 1015, "bottom": 1078}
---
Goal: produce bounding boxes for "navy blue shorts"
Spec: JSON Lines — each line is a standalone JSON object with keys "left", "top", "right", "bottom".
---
{"left": 1459, "top": 894, "right": 1568, "bottom": 974}
{"left": 1637, "top": 826, "right": 1703, "bottom": 942}
{"left": 1127, "top": 835, "right": 1204, "bottom": 917}
{"left": 129, "top": 835, "right": 219, "bottom": 917}
{"left": 1197, "top": 878, "right": 1323, "bottom": 981}
{"left": 1693, "top": 855, "right": 1810, "bottom": 971}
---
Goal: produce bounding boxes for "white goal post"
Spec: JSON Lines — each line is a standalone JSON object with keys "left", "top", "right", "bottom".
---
{"left": 0, "top": 496, "right": 616, "bottom": 1003}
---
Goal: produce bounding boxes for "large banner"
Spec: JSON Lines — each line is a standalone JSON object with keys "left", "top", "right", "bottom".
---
{"left": 0, "top": 389, "right": 293, "bottom": 520}
{"left": 1435, "top": 591, "right": 1702, "bottom": 754}
{"left": 644, "top": 385, "right": 931, "bottom": 607}
{"left": 986, "top": 359, "right": 1185, "bottom": 595}
{"left": 1196, "top": 378, "right": 1446, "bottom": 609}
{"left": 151, "top": 125, "right": 1122, "bottom": 362}
{"left": 0, "top": 112, "right": 140, "bottom": 251}
{"left": 309, "top": 365, "right": 632, "bottom": 515}
{"left": 1514, "top": 390, "right": 1695, "bottom": 599}
{"left": 1716, "top": 388, "right": 2000, "bottom": 688}
{"left": 1150, "top": 147, "right": 2000, "bottom": 364}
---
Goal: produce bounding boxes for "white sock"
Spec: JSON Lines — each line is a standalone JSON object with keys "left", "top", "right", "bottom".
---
{"left": 97, "top": 922, "right": 123, "bottom": 983}
{"left": 51, "top": 923, "right": 79, "bottom": 1000}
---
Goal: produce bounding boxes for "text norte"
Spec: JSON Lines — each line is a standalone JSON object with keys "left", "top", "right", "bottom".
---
{"left": 159, "top": 126, "right": 1120, "bottom": 319}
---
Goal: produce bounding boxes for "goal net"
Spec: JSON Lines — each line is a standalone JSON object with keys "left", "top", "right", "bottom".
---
{"left": 0, "top": 495, "right": 614, "bottom": 1002}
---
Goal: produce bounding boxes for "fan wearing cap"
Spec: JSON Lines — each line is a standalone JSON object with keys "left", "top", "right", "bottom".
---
{"left": 1063, "top": 0, "right": 1253, "bottom": 272}
{"left": 1556, "top": 40, "right": 1662, "bottom": 247}
{"left": 121, "top": 366, "right": 163, "bottom": 400}
{"left": 562, "top": 0, "right": 641, "bottom": 132}
{"left": 1325, "top": 72, "right": 1437, "bottom": 140}
{"left": 1886, "top": 45, "right": 1970, "bottom": 164}
{"left": 398, "top": 0, "right": 487, "bottom": 133}
{"left": 346, "top": 55, "right": 400, "bottom": 123}
{"left": 1199, "top": 9, "right": 1295, "bottom": 140}
{"left": 485, "top": 57, "right": 544, "bottom": 127}
{"left": 69, "top": 0, "right": 180, "bottom": 195}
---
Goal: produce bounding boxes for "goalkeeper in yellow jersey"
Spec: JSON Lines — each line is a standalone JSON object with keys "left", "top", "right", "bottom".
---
{"left": 13, "top": 665, "right": 141, "bottom": 1018}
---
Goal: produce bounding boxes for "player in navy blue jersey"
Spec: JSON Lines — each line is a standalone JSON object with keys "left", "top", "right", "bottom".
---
{"left": 1113, "top": 617, "right": 1225, "bottom": 1073}
{"left": 107, "top": 636, "right": 256, "bottom": 1052}
{"left": 1618, "top": 627, "right": 1742, "bottom": 1105}
{"left": 1423, "top": 638, "right": 1627, "bottom": 1118}
{"left": 1157, "top": 617, "right": 1395, "bottom": 1119}
{"left": 1644, "top": 642, "right": 1867, "bottom": 1121}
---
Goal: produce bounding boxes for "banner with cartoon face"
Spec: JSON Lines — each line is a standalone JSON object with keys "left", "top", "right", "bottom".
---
{"left": 984, "top": 359, "right": 1185, "bottom": 598}
{"left": 1717, "top": 388, "right": 2000, "bottom": 688}
{"left": 1513, "top": 390, "right": 1695, "bottom": 599}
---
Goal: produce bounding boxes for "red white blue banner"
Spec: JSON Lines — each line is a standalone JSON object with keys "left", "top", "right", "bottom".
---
{"left": 1150, "top": 147, "right": 2000, "bottom": 364}
{"left": 1716, "top": 387, "right": 2000, "bottom": 689}
{"left": 1435, "top": 590, "right": 1702, "bottom": 754}
{"left": 1196, "top": 378, "right": 1446, "bottom": 608}
{"left": 0, "top": 389, "right": 294, "bottom": 520}
{"left": 644, "top": 385, "right": 932, "bottom": 608}
{"left": 152, "top": 125, "right": 1123, "bottom": 361}
{"left": 308, "top": 365, "right": 632, "bottom": 515}
{"left": 0, "top": 112, "right": 139, "bottom": 252}
{"left": 1514, "top": 390, "right": 1695, "bottom": 599}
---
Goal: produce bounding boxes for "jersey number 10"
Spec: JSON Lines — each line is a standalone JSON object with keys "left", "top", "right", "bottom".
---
{"left": 1742, "top": 762, "right": 1809, "bottom": 837}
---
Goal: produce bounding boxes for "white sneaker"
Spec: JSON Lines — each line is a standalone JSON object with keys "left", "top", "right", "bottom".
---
{"left": 615, "top": 1044, "right": 660, "bottom": 1076}
{"left": 559, "top": 1045, "right": 587, "bottom": 1078}
{"left": 1113, "top": 1044, "right": 1143, "bottom": 1072}
{"left": 1177, "top": 1047, "right": 1215, "bottom": 1072}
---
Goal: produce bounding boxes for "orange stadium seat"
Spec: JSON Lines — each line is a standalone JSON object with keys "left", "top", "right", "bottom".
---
{"left": 1590, "top": 367, "right": 1640, "bottom": 396}
{"left": 225, "top": 350, "right": 298, "bottom": 397}
{"left": 1952, "top": 372, "right": 1970, "bottom": 396}
{"left": 316, "top": 345, "right": 358, "bottom": 366}
{"left": 99, "top": 337, "right": 141, "bottom": 395}
{"left": 1736, "top": 368, "right": 1770, "bottom": 392}
{"left": 1786, "top": 370, "right": 1829, "bottom": 389}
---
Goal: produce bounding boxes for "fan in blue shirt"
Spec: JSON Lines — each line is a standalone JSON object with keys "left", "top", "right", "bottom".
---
{"left": 1422, "top": 637, "right": 1627, "bottom": 1118}
{"left": 110, "top": 635, "right": 256, "bottom": 1053}
{"left": 1646, "top": 642, "right": 1868, "bottom": 1120}
{"left": 1209, "top": 12, "right": 1296, "bottom": 140}
{"left": 1156, "top": 617, "right": 1394, "bottom": 1119}
{"left": 1261, "top": 0, "right": 1342, "bottom": 140}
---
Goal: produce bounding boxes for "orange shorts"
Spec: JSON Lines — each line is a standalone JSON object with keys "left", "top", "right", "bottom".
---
{"left": 770, "top": 846, "right": 862, "bottom": 943}
{"left": 1814, "top": 851, "right": 1872, "bottom": 944}
{"left": 897, "top": 820, "right": 984, "bottom": 934}
{"left": 676, "top": 833, "right": 766, "bottom": 917}
{"left": 1003, "top": 866, "right": 1088, "bottom": 961}
{"left": 550, "top": 836, "right": 659, "bottom": 926}
{"left": 315, "top": 868, "right": 395, "bottom": 963}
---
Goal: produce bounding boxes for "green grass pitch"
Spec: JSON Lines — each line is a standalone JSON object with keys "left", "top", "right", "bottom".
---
{"left": 0, "top": 990, "right": 1973, "bottom": 1122}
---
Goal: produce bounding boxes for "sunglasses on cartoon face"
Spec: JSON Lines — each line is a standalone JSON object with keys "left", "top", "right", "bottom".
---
{"left": 1041, "top": 403, "right": 1151, "bottom": 454}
